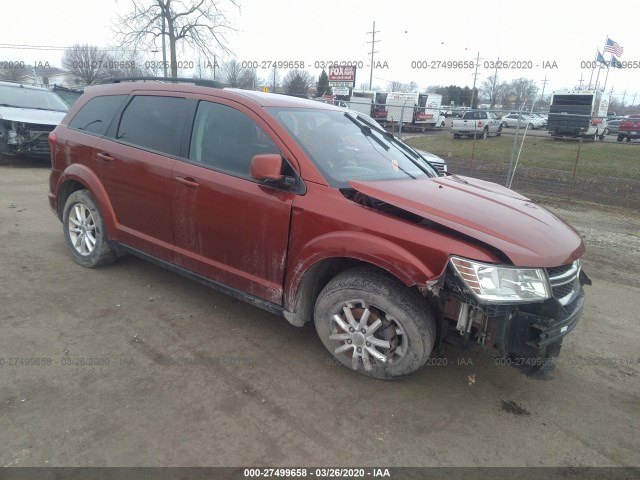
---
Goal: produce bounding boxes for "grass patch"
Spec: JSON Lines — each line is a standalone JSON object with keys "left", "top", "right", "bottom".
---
{"left": 406, "top": 134, "right": 640, "bottom": 180}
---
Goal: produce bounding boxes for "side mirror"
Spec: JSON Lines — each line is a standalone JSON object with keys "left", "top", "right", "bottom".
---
{"left": 250, "top": 154, "right": 284, "bottom": 182}
{"left": 250, "top": 154, "right": 296, "bottom": 189}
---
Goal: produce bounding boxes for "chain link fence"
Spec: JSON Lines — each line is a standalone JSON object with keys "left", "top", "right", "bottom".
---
{"left": 343, "top": 100, "right": 640, "bottom": 210}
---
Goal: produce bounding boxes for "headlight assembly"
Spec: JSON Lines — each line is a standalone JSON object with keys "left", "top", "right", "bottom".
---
{"left": 450, "top": 256, "right": 551, "bottom": 304}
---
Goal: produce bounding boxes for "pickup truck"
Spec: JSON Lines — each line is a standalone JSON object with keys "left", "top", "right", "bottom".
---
{"left": 452, "top": 110, "right": 503, "bottom": 139}
{"left": 617, "top": 116, "right": 640, "bottom": 142}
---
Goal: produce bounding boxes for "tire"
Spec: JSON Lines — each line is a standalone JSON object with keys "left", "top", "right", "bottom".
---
{"left": 481, "top": 129, "right": 488, "bottom": 140}
{"left": 617, "top": 134, "right": 624, "bottom": 142}
{"left": 62, "top": 189, "right": 118, "bottom": 268}
{"left": 528, "top": 123, "right": 534, "bottom": 130}
{"left": 626, "top": 136, "right": 631, "bottom": 143}
{"left": 501, "top": 122, "right": 507, "bottom": 129}
{"left": 314, "top": 267, "right": 436, "bottom": 379}
{"left": 599, "top": 132, "right": 606, "bottom": 141}
{"left": 453, "top": 134, "right": 461, "bottom": 139}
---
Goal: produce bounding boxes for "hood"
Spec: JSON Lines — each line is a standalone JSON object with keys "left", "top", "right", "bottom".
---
{"left": 415, "top": 149, "right": 444, "bottom": 164}
{"left": 0, "top": 106, "right": 66, "bottom": 126}
{"left": 349, "top": 175, "right": 585, "bottom": 267}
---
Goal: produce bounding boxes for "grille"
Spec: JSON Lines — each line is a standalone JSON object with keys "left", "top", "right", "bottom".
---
{"left": 431, "top": 163, "right": 446, "bottom": 176}
{"left": 546, "top": 261, "right": 581, "bottom": 306}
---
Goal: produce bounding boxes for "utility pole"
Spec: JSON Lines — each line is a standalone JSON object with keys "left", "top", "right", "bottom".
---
{"left": 577, "top": 72, "right": 584, "bottom": 89}
{"left": 537, "top": 75, "right": 549, "bottom": 112}
{"left": 367, "top": 21, "right": 380, "bottom": 90}
{"left": 632, "top": 92, "right": 637, "bottom": 106}
{"left": 470, "top": 51, "right": 481, "bottom": 108}
{"left": 621, "top": 90, "right": 627, "bottom": 105}
{"left": 608, "top": 86, "right": 614, "bottom": 106}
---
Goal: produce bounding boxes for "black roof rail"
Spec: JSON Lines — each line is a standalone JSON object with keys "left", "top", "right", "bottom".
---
{"left": 99, "top": 77, "right": 224, "bottom": 89}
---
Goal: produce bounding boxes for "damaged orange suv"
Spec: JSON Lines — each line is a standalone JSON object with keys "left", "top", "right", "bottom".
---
{"left": 48, "top": 77, "right": 590, "bottom": 379}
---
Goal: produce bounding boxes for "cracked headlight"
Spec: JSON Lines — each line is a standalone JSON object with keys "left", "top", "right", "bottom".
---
{"left": 450, "top": 256, "right": 551, "bottom": 303}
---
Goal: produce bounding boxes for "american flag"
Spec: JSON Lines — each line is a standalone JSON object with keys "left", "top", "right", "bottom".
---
{"left": 604, "top": 38, "right": 624, "bottom": 57}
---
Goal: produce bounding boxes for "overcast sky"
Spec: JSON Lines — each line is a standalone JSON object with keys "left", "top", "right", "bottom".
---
{"left": 2, "top": 0, "right": 639, "bottom": 102}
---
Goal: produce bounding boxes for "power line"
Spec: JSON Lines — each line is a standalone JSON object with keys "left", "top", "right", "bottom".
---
{"left": 0, "top": 43, "right": 154, "bottom": 53}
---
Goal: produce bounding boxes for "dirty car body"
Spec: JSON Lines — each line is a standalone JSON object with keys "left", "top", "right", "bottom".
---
{"left": 48, "top": 79, "right": 589, "bottom": 379}
{"left": 0, "top": 82, "right": 68, "bottom": 157}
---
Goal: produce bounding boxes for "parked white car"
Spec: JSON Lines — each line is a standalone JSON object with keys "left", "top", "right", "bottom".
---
{"left": 452, "top": 110, "right": 503, "bottom": 139}
{"left": 500, "top": 112, "right": 544, "bottom": 130}
{"left": 0, "top": 81, "right": 68, "bottom": 157}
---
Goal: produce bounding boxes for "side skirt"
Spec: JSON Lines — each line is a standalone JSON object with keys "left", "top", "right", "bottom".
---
{"left": 114, "top": 243, "right": 285, "bottom": 318}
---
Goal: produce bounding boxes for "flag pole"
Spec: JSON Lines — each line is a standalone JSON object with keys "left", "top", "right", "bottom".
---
{"left": 588, "top": 49, "right": 597, "bottom": 89}
{"left": 594, "top": 61, "right": 603, "bottom": 91}
{"left": 601, "top": 54, "right": 613, "bottom": 93}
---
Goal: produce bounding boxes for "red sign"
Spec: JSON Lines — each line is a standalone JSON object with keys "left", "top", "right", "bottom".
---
{"left": 328, "top": 66, "right": 356, "bottom": 82}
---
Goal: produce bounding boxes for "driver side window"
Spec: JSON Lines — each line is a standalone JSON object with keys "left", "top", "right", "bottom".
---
{"left": 189, "top": 101, "right": 280, "bottom": 178}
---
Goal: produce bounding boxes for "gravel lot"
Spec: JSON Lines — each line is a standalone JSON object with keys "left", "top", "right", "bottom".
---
{"left": 1, "top": 156, "right": 639, "bottom": 468}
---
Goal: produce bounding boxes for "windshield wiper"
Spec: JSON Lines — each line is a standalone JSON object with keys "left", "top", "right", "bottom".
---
{"left": 345, "top": 112, "right": 421, "bottom": 179}
{"left": 344, "top": 112, "right": 389, "bottom": 151}
{"left": 353, "top": 115, "right": 435, "bottom": 177}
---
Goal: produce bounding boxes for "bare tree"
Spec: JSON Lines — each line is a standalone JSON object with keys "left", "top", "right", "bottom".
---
{"left": 115, "top": 0, "right": 239, "bottom": 78}
{"left": 239, "top": 68, "right": 257, "bottom": 90}
{"left": 283, "top": 70, "right": 313, "bottom": 95}
{"left": 387, "top": 80, "right": 419, "bottom": 92}
{"left": 62, "top": 44, "right": 109, "bottom": 85}
{"left": 0, "top": 63, "right": 31, "bottom": 82}
{"left": 509, "top": 78, "right": 538, "bottom": 110}
{"left": 219, "top": 59, "right": 244, "bottom": 87}
{"left": 103, "top": 50, "right": 151, "bottom": 79}
{"left": 480, "top": 74, "right": 507, "bottom": 108}
{"left": 269, "top": 67, "right": 280, "bottom": 93}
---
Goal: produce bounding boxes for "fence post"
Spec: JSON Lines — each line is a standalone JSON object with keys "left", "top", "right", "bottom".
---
{"left": 399, "top": 103, "right": 404, "bottom": 135}
{"left": 568, "top": 136, "right": 583, "bottom": 201}
{"left": 506, "top": 111, "right": 523, "bottom": 187}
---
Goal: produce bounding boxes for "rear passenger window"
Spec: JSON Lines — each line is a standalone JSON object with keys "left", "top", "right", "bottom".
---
{"left": 188, "top": 101, "right": 280, "bottom": 177}
{"left": 68, "top": 95, "right": 126, "bottom": 136}
{"left": 116, "top": 96, "right": 186, "bottom": 156}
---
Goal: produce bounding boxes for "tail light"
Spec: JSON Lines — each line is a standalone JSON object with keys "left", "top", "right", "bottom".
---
{"left": 591, "top": 118, "right": 602, "bottom": 126}
{"left": 48, "top": 131, "right": 57, "bottom": 164}
{"left": 477, "top": 121, "right": 483, "bottom": 128}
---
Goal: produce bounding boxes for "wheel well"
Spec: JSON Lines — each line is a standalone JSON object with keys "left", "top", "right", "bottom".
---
{"left": 56, "top": 180, "right": 87, "bottom": 220}
{"left": 284, "top": 258, "right": 422, "bottom": 327}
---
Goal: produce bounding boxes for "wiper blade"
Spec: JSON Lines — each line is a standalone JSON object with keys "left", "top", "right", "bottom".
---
{"left": 344, "top": 112, "right": 389, "bottom": 151}
{"left": 353, "top": 114, "right": 435, "bottom": 176}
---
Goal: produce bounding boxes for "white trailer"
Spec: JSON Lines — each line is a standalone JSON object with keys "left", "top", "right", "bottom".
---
{"left": 385, "top": 92, "right": 443, "bottom": 131}
{"left": 348, "top": 90, "right": 389, "bottom": 122}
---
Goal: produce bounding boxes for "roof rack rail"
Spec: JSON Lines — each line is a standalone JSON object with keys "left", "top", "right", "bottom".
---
{"left": 100, "top": 77, "right": 224, "bottom": 89}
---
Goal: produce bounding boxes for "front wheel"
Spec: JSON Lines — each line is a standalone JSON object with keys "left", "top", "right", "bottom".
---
{"left": 314, "top": 267, "right": 436, "bottom": 379}
{"left": 62, "top": 190, "right": 118, "bottom": 268}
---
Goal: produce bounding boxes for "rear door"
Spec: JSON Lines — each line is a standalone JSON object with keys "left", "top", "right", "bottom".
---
{"left": 94, "top": 94, "right": 189, "bottom": 261}
{"left": 171, "top": 99, "right": 297, "bottom": 304}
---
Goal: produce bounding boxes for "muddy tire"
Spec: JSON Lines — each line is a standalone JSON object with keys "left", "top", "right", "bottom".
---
{"left": 62, "top": 190, "right": 118, "bottom": 268}
{"left": 314, "top": 267, "right": 436, "bottom": 379}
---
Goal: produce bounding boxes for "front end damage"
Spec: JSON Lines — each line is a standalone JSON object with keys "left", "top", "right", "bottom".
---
{"left": 427, "top": 258, "right": 592, "bottom": 371}
{"left": 0, "top": 120, "right": 55, "bottom": 157}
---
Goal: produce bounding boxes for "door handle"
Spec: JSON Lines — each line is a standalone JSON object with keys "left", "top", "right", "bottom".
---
{"left": 175, "top": 176, "right": 200, "bottom": 188}
{"left": 96, "top": 152, "right": 114, "bottom": 162}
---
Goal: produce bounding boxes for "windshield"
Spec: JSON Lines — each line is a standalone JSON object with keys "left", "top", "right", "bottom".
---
{"left": 268, "top": 108, "right": 437, "bottom": 187}
{"left": 0, "top": 85, "right": 69, "bottom": 112}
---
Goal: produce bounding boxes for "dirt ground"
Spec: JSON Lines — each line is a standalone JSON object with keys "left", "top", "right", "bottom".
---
{"left": 1, "top": 156, "right": 639, "bottom": 468}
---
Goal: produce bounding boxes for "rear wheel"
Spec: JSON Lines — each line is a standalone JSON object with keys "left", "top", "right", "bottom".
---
{"left": 453, "top": 133, "right": 461, "bottom": 139}
{"left": 481, "top": 129, "right": 488, "bottom": 140}
{"left": 617, "top": 134, "right": 624, "bottom": 142}
{"left": 62, "top": 190, "right": 118, "bottom": 268}
{"left": 314, "top": 267, "right": 436, "bottom": 379}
